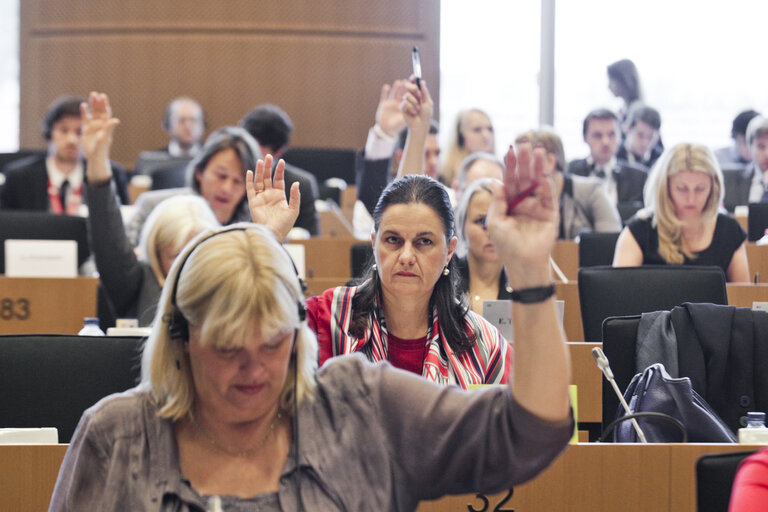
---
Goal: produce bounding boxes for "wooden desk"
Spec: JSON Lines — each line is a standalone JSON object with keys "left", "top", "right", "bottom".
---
{"left": 569, "top": 342, "right": 601, "bottom": 423}
{"left": 727, "top": 282, "right": 768, "bottom": 307}
{"left": 288, "top": 237, "right": 360, "bottom": 279}
{"left": 556, "top": 281, "right": 583, "bottom": 342}
{"left": 8, "top": 443, "right": 758, "bottom": 512}
{"left": 0, "top": 444, "right": 68, "bottom": 512}
{"left": 553, "top": 240, "right": 578, "bottom": 281}
{"left": 746, "top": 243, "right": 768, "bottom": 284}
{"left": 0, "top": 277, "right": 98, "bottom": 334}
{"left": 418, "top": 443, "right": 762, "bottom": 512}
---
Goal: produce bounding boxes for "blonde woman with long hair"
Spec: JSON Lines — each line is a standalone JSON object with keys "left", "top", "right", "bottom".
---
{"left": 613, "top": 143, "right": 749, "bottom": 282}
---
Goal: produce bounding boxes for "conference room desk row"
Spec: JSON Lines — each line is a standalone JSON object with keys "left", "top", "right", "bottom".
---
{"left": 3, "top": 443, "right": 762, "bottom": 512}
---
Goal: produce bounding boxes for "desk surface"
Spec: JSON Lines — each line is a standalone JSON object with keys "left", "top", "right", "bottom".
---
{"left": 5, "top": 443, "right": 759, "bottom": 512}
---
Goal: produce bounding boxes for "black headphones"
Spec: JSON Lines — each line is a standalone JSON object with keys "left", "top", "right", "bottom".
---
{"left": 167, "top": 225, "right": 307, "bottom": 343}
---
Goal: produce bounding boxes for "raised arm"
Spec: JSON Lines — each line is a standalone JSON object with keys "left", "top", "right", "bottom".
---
{"left": 246, "top": 154, "right": 300, "bottom": 242}
{"left": 396, "top": 78, "right": 434, "bottom": 178}
{"left": 81, "top": 91, "right": 120, "bottom": 185}
{"left": 485, "top": 143, "right": 571, "bottom": 422}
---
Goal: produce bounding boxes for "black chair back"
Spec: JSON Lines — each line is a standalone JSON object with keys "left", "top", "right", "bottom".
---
{"left": 696, "top": 451, "right": 756, "bottom": 512}
{"left": 578, "top": 265, "right": 727, "bottom": 342}
{"left": 282, "top": 147, "right": 357, "bottom": 186}
{"left": 0, "top": 211, "right": 91, "bottom": 273}
{"left": 350, "top": 243, "right": 373, "bottom": 279}
{"left": 748, "top": 202, "right": 768, "bottom": 242}
{"left": 577, "top": 231, "right": 621, "bottom": 268}
{"left": 0, "top": 334, "right": 144, "bottom": 442}
{"left": 150, "top": 164, "right": 189, "bottom": 190}
{"left": 601, "top": 314, "right": 641, "bottom": 430}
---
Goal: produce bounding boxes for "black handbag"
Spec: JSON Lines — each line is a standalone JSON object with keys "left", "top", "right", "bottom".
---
{"left": 614, "top": 363, "right": 736, "bottom": 443}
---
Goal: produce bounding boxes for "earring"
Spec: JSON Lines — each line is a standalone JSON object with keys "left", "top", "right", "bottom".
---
{"left": 372, "top": 263, "right": 377, "bottom": 271}
{"left": 443, "top": 266, "right": 450, "bottom": 276}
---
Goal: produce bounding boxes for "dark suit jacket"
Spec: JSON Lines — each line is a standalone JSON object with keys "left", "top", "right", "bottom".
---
{"left": 282, "top": 162, "right": 320, "bottom": 236}
{"left": 721, "top": 163, "right": 756, "bottom": 212}
{"left": 0, "top": 154, "right": 130, "bottom": 209}
{"left": 567, "top": 158, "right": 648, "bottom": 206}
{"left": 616, "top": 145, "right": 661, "bottom": 170}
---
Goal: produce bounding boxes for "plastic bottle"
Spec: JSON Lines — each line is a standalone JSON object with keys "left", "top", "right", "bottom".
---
{"left": 78, "top": 317, "right": 105, "bottom": 336}
{"left": 757, "top": 229, "right": 768, "bottom": 246}
{"left": 738, "top": 412, "right": 768, "bottom": 444}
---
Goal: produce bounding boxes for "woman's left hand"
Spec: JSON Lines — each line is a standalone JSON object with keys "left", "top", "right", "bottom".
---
{"left": 246, "top": 155, "right": 300, "bottom": 241}
{"left": 486, "top": 143, "right": 558, "bottom": 287}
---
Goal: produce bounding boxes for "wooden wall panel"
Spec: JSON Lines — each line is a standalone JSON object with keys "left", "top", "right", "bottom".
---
{"left": 19, "top": 1, "right": 440, "bottom": 169}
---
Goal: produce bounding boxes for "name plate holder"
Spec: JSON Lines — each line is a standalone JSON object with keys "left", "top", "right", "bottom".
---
{"left": 0, "top": 276, "right": 99, "bottom": 334}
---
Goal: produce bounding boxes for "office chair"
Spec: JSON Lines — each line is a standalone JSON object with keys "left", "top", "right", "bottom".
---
{"left": 350, "top": 243, "right": 373, "bottom": 280}
{"left": 577, "top": 231, "right": 621, "bottom": 268}
{"left": 747, "top": 202, "right": 768, "bottom": 242}
{"left": 578, "top": 265, "right": 727, "bottom": 342}
{"left": 0, "top": 334, "right": 144, "bottom": 443}
{"left": 149, "top": 163, "right": 188, "bottom": 190}
{"left": 696, "top": 450, "right": 756, "bottom": 512}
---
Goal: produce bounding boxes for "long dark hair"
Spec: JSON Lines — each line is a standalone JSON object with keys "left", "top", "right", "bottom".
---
{"left": 349, "top": 175, "right": 474, "bottom": 353}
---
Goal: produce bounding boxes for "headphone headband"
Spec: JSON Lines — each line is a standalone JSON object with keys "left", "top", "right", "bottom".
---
{"left": 167, "top": 225, "right": 306, "bottom": 342}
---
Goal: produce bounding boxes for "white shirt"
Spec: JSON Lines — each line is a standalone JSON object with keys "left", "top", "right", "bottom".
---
{"left": 748, "top": 164, "right": 767, "bottom": 203}
{"left": 586, "top": 155, "right": 619, "bottom": 205}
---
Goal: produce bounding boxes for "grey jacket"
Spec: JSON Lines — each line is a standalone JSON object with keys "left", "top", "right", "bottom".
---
{"left": 87, "top": 182, "right": 161, "bottom": 326}
{"left": 560, "top": 174, "right": 622, "bottom": 239}
{"left": 49, "top": 355, "right": 573, "bottom": 511}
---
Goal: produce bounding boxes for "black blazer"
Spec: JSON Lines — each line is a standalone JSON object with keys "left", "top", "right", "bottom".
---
{"left": 0, "top": 154, "right": 130, "bottom": 209}
{"left": 721, "top": 163, "right": 756, "bottom": 212}
{"left": 567, "top": 158, "right": 648, "bottom": 205}
{"left": 282, "top": 162, "right": 320, "bottom": 236}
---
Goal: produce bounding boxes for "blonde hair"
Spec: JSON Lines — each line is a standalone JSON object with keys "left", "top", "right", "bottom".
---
{"left": 138, "top": 194, "right": 220, "bottom": 286}
{"left": 440, "top": 109, "right": 494, "bottom": 186}
{"left": 140, "top": 223, "right": 318, "bottom": 421}
{"left": 643, "top": 143, "right": 724, "bottom": 263}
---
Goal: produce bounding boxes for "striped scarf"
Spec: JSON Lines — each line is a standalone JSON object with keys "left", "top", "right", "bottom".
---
{"left": 328, "top": 286, "right": 509, "bottom": 388}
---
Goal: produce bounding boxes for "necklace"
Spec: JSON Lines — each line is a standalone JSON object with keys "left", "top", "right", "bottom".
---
{"left": 191, "top": 411, "right": 282, "bottom": 458}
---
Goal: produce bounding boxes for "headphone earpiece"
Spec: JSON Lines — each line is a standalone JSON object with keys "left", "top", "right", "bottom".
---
{"left": 457, "top": 130, "right": 465, "bottom": 148}
{"left": 167, "top": 310, "right": 189, "bottom": 342}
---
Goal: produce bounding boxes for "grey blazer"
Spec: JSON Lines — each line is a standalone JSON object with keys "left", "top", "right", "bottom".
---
{"left": 560, "top": 174, "right": 622, "bottom": 239}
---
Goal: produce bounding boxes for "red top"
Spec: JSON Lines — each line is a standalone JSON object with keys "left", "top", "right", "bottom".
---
{"left": 386, "top": 333, "right": 429, "bottom": 375}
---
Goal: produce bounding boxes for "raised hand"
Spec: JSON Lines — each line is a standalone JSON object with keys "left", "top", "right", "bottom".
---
{"left": 374, "top": 79, "right": 409, "bottom": 138}
{"left": 486, "top": 143, "right": 558, "bottom": 287}
{"left": 246, "top": 154, "right": 300, "bottom": 242}
{"left": 400, "top": 77, "right": 434, "bottom": 133}
{"left": 80, "top": 91, "right": 120, "bottom": 184}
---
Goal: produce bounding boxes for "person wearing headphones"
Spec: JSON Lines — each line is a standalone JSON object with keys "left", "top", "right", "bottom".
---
{"left": 0, "top": 95, "right": 129, "bottom": 211}
{"left": 50, "top": 113, "right": 572, "bottom": 509}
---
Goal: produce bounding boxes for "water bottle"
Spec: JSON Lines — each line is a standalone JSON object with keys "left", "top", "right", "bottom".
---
{"left": 738, "top": 412, "right": 768, "bottom": 444}
{"left": 78, "top": 317, "right": 105, "bottom": 336}
{"left": 757, "top": 229, "right": 768, "bottom": 246}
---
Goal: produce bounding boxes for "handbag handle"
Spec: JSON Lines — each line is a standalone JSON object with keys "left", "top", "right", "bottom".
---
{"left": 599, "top": 412, "right": 689, "bottom": 443}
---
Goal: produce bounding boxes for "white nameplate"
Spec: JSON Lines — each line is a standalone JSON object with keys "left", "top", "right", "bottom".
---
{"left": 5, "top": 239, "right": 78, "bottom": 277}
{"left": 0, "top": 427, "right": 58, "bottom": 444}
{"left": 283, "top": 243, "right": 306, "bottom": 280}
{"left": 753, "top": 301, "right": 768, "bottom": 312}
{"left": 482, "top": 299, "right": 565, "bottom": 342}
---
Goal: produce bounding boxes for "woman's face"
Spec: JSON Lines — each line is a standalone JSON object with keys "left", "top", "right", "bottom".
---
{"left": 186, "top": 324, "right": 294, "bottom": 425}
{"left": 460, "top": 112, "right": 494, "bottom": 153}
{"left": 668, "top": 170, "right": 713, "bottom": 221}
{"left": 158, "top": 232, "right": 198, "bottom": 278}
{"left": 372, "top": 202, "right": 457, "bottom": 304}
{"left": 464, "top": 191, "right": 498, "bottom": 264}
{"left": 195, "top": 147, "right": 247, "bottom": 224}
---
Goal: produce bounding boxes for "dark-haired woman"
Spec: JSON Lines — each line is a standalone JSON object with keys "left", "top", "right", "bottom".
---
{"left": 306, "top": 174, "right": 511, "bottom": 387}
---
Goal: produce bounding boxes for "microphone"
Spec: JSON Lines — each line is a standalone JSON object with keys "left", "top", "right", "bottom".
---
{"left": 591, "top": 347, "right": 648, "bottom": 444}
